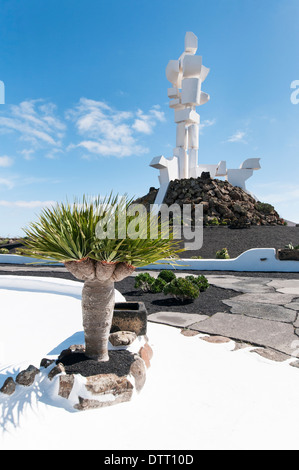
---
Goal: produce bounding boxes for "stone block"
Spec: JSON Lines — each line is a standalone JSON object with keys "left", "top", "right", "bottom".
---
{"left": 166, "top": 60, "right": 180, "bottom": 87}
{"left": 58, "top": 375, "right": 75, "bottom": 399}
{"left": 174, "top": 108, "right": 200, "bottom": 125}
{"left": 182, "top": 54, "right": 202, "bottom": 78}
{"left": 0, "top": 377, "right": 16, "bottom": 395}
{"left": 185, "top": 32, "right": 198, "bottom": 54}
{"left": 168, "top": 87, "right": 180, "bottom": 99}
{"left": 16, "top": 365, "right": 40, "bottom": 387}
{"left": 48, "top": 363, "right": 65, "bottom": 381}
{"left": 109, "top": 331, "right": 137, "bottom": 347}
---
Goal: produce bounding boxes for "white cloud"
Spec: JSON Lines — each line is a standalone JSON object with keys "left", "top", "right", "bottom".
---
{"left": 132, "top": 107, "right": 166, "bottom": 135}
{"left": 0, "top": 156, "right": 13, "bottom": 167}
{"left": 20, "top": 149, "right": 35, "bottom": 161}
{"left": 0, "top": 100, "right": 66, "bottom": 157}
{"left": 198, "top": 118, "right": 216, "bottom": 135}
{"left": 0, "top": 178, "right": 15, "bottom": 190}
{"left": 253, "top": 183, "right": 299, "bottom": 223}
{"left": 226, "top": 130, "right": 247, "bottom": 143}
{"left": 67, "top": 98, "right": 165, "bottom": 158}
{"left": 0, "top": 200, "right": 56, "bottom": 208}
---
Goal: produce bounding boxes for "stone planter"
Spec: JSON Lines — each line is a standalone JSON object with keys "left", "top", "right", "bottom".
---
{"left": 277, "top": 249, "right": 299, "bottom": 261}
{"left": 0, "top": 302, "right": 152, "bottom": 411}
{"left": 112, "top": 301, "right": 148, "bottom": 336}
{"left": 51, "top": 339, "right": 152, "bottom": 411}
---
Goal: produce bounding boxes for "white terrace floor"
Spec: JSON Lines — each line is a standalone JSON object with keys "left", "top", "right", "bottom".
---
{"left": 0, "top": 275, "right": 299, "bottom": 449}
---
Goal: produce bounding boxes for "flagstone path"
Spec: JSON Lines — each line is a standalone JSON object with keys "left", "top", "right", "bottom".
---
{"left": 147, "top": 275, "right": 299, "bottom": 360}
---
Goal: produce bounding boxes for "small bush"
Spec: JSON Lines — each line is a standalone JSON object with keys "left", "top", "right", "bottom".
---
{"left": 285, "top": 243, "right": 294, "bottom": 250}
{"left": 134, "top": 273, "right": 155, "bottom": 292}
{"left": 185, "top": 275, "right": 209, "bottom": 292}
{"left": 215, "top": 248, "right": 230, "bottom": 259}
{"left": 163, "top": 278, "right": 200, "bottom": 302}
{"left": 190, "top": 255, "right": 203, "bottom": 259}
{"left": 210, "top": 217, "right": 219, "bottom": 226}
{"left": 150, "top": 277, "right": 167, "bottom": 293}
{"left": 284, "top": 243, "right": 299, "bottom": 250}
{"left": 255, "top": 202, "right": 275, "bottom": 215}
{"left": 157, "top": 270, "right": 176, "bottom": 283}
{"left": 0, "top": 248, "right": 9, "bottom": 254}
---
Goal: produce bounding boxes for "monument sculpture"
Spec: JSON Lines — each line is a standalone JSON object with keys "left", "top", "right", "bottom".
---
{"left": 150, "top": 32, "right": 261, "bottom": 207}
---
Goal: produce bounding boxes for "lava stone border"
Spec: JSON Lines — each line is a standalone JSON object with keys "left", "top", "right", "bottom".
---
{"left": 0, "top": 332, "right": 153, "bottom": 411}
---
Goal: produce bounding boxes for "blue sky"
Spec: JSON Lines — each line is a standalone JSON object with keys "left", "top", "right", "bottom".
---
{"left": 0, "top": 0, "right": 298, "bottom": 236}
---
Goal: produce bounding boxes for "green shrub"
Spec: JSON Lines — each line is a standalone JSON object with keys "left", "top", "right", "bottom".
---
{"left": 0, "top": 248, "right": 9, "bottom": 254}
{"left": 134, "top": 273, "right": 155, "bottom": 292}
{"left": 215, "top": 248, "right": 230, "bottom": 259}
{"left": 163, "top": 278, "right": 200, "bottom": 302}
{"left": 185, "top": 275, "right": 209, "bottom": 292}
{"left": 285, "top": 243, "right": 299, "bottom": 250}
{"left": 150, "top": 277, "right": 167, "bottom": 293}
{"left": 157, "top": 270, "right": 176, "bottom": 283}
{"left": 190, "top": 255, "right": 203, "bottom": 259}
{"left": 255, "top": 202, "right": 274, "bottom": 215}
{"left": 285, "top": 243, "right": 294, "bottom": 249}
{"left": 210, "top": 217, "right": 219, "bottom": 226}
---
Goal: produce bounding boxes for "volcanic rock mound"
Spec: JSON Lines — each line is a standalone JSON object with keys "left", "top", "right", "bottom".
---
{"left": 135, "top": 176, "right": 284, "bottom": 227}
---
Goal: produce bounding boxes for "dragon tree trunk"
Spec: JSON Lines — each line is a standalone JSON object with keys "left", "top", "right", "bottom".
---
{"left": 64, "top": 258, "right": 135, "bottom": 362}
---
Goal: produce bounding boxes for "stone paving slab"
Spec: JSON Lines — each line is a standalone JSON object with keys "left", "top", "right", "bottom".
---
{"left": 147, "top": 312, "right": 209, "bottom": 328}
{"left": 250, "top": 348, "right": 291, "bottom": 363}
{"left": 274, "top": 287, "right": 299, "bottom": 296}
{"left": 190, "top": 312, "right": 299, "bottom": 356}
{"left": 222, "top": 299, "right": 297, "bottom": 323}
{"left": 285, "top": 302, "right": 299, "bottom": 311}
{"left": 267, "top": 279, "right": 299, "bottom": 289}
{"left": 224, "top": 292, "right": 297, "bottom": 305}
{"left": 207, "top": 276, "right": 275, "bottom": 294}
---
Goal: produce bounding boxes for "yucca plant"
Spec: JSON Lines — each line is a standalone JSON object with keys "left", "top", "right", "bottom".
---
{"left": 21, "top": 194, "right": 183, "bottom": 362}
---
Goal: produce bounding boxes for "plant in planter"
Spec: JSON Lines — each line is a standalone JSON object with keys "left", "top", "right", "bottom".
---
{"left": 215, "top": 248, "right": 230, "bottom": 259}
{"left": 163, "top": 277, "right": 200, "bottom": 302}
{"left": 20, "top": 194, "right": 182, "bottom": 362}
{"left": 277, "top": 243, "right": 299, "bottom": 261}
{"left": 285, "top": 243, "right": 299, "bottom": 250}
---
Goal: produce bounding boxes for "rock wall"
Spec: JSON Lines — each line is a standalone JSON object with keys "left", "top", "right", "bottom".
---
{"left": 135, "top": 176, "right": 285, "bottom": 227}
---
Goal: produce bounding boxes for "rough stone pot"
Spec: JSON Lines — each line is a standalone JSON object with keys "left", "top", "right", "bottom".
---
{"left": 277, "top": 249, "right": 299, "bottom": 261}
{"left": 111, "top": 302, "right": 148, "bottom": 336}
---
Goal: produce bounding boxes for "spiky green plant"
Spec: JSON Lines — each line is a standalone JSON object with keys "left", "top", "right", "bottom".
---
{"left": 21, "top": 194, "right": 184, "bottom": 361}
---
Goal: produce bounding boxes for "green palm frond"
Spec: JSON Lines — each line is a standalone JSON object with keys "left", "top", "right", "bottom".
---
{"left": 21, "top": 194, "right": 184, "bottom": 267}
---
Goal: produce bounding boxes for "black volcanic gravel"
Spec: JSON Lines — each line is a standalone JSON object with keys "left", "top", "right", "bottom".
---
{"left": 115, "top": 276, "right": 239, "bottom": 316}
{"left": 58, "top": 350, "right": 135, "bottom": 377}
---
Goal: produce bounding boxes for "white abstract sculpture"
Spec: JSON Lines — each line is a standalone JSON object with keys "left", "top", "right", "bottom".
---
{"left": 226, "top": 158, "right": 261, "bottom": 191}
{"left": 150, "top": 32, "right": 261, "bottom": 207}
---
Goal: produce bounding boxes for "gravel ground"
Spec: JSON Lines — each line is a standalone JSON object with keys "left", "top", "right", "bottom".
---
{"left": 181, "top": 225, "right": 299, "bottom": 259}
{"left": 116, "top": 276, "right": 239, "bottom": 316}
